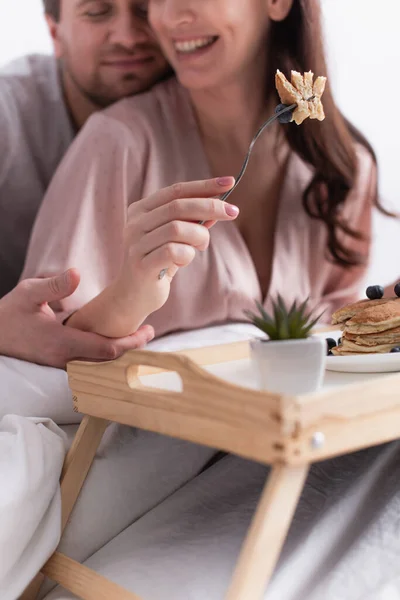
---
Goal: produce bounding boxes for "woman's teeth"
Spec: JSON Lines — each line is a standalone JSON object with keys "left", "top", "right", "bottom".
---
{"left": 174, "top": 37, "right": 216, "bottom": 54}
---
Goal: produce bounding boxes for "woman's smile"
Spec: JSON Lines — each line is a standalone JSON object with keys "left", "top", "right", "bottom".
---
{"left": 173, "top": 36, "right": 218, "bottom": 54}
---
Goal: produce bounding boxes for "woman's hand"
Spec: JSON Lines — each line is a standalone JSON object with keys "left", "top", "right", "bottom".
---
{"left": 116, "top": 176, "right": 238, "bottom": 318}
{"left": 67, "top": 177, "right": 238, "bottom": 339}
{"left": 67, "top": 177, "right": 239, "bottom": 338}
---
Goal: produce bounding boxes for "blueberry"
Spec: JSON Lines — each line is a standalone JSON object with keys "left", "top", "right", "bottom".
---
{"left": 366, "top": 285, "right": 384, "bottom": 300}
{"left": 275, "top": 103, "right": 294, "bottom": 124}
{"left": 394, "top": 283, "right": 400, "bottom": 298}
{"left": 337, "top": 337, "right": 342, "bottom": 346}
{"left": 390, "top": 347, "right": 400, "bottom": 353}
{"left": 326, "top": 338, "right": 337, "bottom": 351}
{"left": 327, "top": 350, "right": 333, "bottom": 356}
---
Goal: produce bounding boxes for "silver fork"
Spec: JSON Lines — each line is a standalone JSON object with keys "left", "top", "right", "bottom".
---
{"left": 158, "top": 102, "right": 297, "bottom": 280}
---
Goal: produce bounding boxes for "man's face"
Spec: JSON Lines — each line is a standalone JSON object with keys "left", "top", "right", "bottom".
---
{"left": 48, "top": 0, "right": 170, "bottom": 107}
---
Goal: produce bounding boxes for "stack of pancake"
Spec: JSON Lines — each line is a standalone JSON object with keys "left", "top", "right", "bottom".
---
{"left": 331, "top": 297, "right": 400, "bottom": 355}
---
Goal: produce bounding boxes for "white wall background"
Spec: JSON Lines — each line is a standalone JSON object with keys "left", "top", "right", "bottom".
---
{"left": 0, "top": 0, "right": 399, "bottom": 285}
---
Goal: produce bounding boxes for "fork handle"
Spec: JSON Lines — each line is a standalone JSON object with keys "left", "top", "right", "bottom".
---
{"left": 199, "top": 102, "right": 297, "bottom": 222}
{"left": 158, "top": 103, "right": 296, "bottom": 279}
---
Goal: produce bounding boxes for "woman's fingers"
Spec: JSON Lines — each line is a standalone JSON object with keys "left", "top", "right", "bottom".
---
{"left": 140, "top": 177, "right": 235, "bottom": 212}
{"left": 141, "top": 243, "right": 196, "bottom": 276}
{"left": 140, "top": 221, "right": 210, "bottom": 257}
{"left": 140, "top": 196, "right": 239, "bottom": 233}
{"left": 123, "top": 177, "right": 238, "bottom": 283}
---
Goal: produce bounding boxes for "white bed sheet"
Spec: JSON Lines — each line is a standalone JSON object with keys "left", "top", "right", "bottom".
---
{"left": 43, "top": 444, "right": 400, "bottom": 600}
{"left": 0, "top": 415, "right": 66, "bottom": 600}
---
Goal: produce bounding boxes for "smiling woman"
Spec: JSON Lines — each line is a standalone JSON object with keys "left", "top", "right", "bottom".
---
{"left": 21, "top": 0, "right": 383, "bottom": 344}
{"left": 2, "top": 4, "right": 397, "bottom": 257}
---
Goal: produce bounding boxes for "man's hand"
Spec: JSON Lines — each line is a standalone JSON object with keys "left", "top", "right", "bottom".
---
{"left": 0, "top": 269, "right": 154, "bottom": 368}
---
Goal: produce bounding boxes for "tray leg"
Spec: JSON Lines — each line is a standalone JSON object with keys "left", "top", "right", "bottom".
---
{"left": 60, "top": 416, "right": 108, "bottom": 530}
{"left": 225, "top": 463, "right": 309, "bottom": 600}
{"left": 19, "top": 416, "right": 108, "bottom": 600}
{"left": 42, "top": 552, "right": 142, "bottom": 600}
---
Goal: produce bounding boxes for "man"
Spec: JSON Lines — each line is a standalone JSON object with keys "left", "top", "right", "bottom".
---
{"left": 0, "top": 0, "right": 171, "bottom": 366}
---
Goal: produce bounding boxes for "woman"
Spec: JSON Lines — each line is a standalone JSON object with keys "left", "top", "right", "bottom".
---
{"left": 23, "top": 0, "right": 379, "bottom": 340}
{"left": 20, "top": 4, "right": 400, "bottom": 599}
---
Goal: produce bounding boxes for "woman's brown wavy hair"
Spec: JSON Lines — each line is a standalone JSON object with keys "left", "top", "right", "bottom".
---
{"left": 267, "top": 0, "right": 388, "bottom": 267}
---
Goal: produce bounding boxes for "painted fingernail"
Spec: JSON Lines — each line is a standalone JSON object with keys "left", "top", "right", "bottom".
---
{"left": 225, "top": 204, "right": 239, "bottom": 217}
{"left": 217, "top": 176, "right": 235, "bottom": 186}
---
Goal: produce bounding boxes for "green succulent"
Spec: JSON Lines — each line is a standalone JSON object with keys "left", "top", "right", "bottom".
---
{"left": 245, "top": 295, "right": 325, "bottom": 341}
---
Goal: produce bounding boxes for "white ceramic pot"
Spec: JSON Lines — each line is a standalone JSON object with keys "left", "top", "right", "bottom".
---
{"left": 250, "top": 336, "right": 326, "bottom": 395}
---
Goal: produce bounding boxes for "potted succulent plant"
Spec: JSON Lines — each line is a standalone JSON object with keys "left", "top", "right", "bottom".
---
{"left": 245, "top": 296, "right": 326, "bottom": 395}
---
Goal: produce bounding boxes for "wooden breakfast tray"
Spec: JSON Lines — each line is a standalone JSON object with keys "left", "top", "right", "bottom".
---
{"left": 21, "top": 338, "right": 400, "bottom": 600}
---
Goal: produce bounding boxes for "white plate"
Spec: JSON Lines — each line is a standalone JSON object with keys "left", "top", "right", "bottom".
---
{"left": 326, "top": 353, "right": 400, "bottom": 374}
{"left": 321, "top": 330, "right": 400, "bottom": 373}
